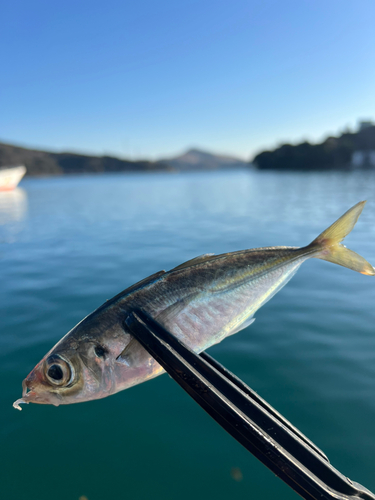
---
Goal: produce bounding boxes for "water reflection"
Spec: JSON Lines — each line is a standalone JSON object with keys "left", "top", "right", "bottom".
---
{"left": 1, "top": 172, "right": 375, "bottom": 499}
{"left": 0, "top": 188, "right": 28, "bottom": 225}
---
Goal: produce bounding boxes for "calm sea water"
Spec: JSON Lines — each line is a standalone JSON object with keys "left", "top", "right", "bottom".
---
{"left": 1, "top": 170, "right": 375, "bottom": 500}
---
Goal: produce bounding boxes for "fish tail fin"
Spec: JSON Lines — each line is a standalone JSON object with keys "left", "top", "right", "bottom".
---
{"left": 308, "top": 201, "right": 375, "bottom": 275}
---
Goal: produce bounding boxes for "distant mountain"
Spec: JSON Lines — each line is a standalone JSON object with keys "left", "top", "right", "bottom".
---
{"left": 159, "top": 148, "right": 248, "bottom": 171}
{"left": 0, "top": 142, "right": 247, "bottom": 176}
{"left": 0, "top": 142, "right": 172, "bottom": 176}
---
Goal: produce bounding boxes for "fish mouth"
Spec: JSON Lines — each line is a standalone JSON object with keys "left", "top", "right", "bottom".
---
{"left": 13, "top": 379, "right": 31, "bottom": 411}
{"left": 13, "top": 378, "right": 62, "bottom": 411}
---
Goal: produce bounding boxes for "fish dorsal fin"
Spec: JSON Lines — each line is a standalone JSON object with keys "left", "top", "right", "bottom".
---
{"left": 122, "top": 270, "right": 166, "bottom": 295}
{"left": 171, "top": 253, "right": 215, "bottom": 271}
{"left": 92, "top": 270, "right": 166, "bottom": 316}
{"left": 104, "top": 270, "right": 166, "bottom": 306}
{"left": 119, "top": 271, "right": 165, "bottom": 295}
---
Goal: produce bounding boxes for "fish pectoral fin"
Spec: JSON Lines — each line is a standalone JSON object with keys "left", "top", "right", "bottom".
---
{"left": 118, "top": 292, "right": 202, "bottom": 367}
{"left": 227, "top": 316, "right": 255, "bottom": 337}
{"left": 116, "top": 337, "right": 150, "bottom": 368}
{"left": 155, "top": 292, "right": 202, "bottom": 323}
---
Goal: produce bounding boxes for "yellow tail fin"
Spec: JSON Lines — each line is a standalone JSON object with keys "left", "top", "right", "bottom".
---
{"left": 309, "top": 201, "right": 375, "bottom": 275}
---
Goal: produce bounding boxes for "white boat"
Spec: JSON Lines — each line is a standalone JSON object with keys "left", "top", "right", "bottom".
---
{"left": 0, "top": 165, "right": 26, "bottom": 191}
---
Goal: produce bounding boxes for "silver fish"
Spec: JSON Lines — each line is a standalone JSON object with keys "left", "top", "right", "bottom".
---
{"left": 13, "top": 201, "right": 374, "bottom": 410}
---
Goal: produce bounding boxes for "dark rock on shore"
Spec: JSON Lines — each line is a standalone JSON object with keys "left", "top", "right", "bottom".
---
{"left": 252, "top": 123, "right": 375, "bottom": 171}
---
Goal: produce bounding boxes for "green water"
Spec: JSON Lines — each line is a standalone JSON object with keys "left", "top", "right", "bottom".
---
{"left": 1, "top": 170, "right": 375, "bottom": 499}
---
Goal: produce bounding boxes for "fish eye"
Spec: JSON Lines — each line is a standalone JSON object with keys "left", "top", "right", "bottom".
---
{"left": 45, "top": 355, "right": 73, "bottom": 387}
{"left": 48, "top": 364, "right": 63, "bottom": 381}
{"left": 94, "top": 345, "right": 106, "bottom": 358}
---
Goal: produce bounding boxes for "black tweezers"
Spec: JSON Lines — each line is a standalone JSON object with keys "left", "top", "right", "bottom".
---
{"left": 125, "top": 309, "right": 375, "bottom": 500}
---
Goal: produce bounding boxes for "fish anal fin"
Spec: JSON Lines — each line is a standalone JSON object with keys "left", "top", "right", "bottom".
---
{"left": 227, "top": 316, "right": 255, "bottom": 337}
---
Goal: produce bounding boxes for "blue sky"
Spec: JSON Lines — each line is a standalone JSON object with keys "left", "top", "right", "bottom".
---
{"left": 1, "top": 0, "right": 374, "bottom": 160}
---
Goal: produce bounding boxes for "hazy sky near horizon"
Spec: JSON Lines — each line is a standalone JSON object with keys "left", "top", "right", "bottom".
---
{"left": 1, "top": 0, "right": 374, "bottom": 161}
